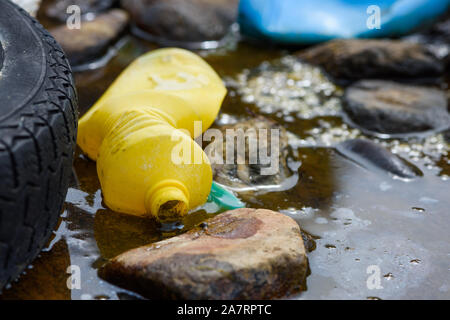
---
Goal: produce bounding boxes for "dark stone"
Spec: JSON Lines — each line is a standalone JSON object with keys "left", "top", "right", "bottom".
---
{"left": 297, "top": 39, "right": 444, "bottom": 81}
{"left": 343, "top": 80, "right": 450, "bottom": 135}
{"left": 121, "top": 0, "right": 239, "bottom": 42}
{"left": 99, "top": 208, "right": 308, "bottom": 299}
{"left": 50, "top": 9, "right": 128, "bottom": 66}
{"left": 336, "top": 139, "right": 423, "bottom": 179}
{"left": 207, "top": 117, "right": 292, "bottom": 189}
{"left": 46, "top": 0, "right": 116, "bottom": 22}
{"left": 300, "top": 229, "right": 318, "bottom": 253}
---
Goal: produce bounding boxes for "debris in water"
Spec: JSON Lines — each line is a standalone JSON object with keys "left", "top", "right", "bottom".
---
{"left": 233, "top": 56, "right": 342, "bottom": 119}
{"left": 383, "top": 272, "right": 395, "bottom": 280}
{"left": 336, "top": 139, "right": 423, "bottom": 179}
{"left": 234, "top": 57, "right": 449, "bottom": 173}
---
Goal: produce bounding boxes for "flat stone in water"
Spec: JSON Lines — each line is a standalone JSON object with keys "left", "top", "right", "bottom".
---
{"left": 336, "top": 139, "right": 423, "bottom": 179}
{"left": 344, "top": 80, "right": 450, "bottom": 135}
{"left": 50, "top": 9, "right": 129, "bottom": 66}
{"left": 297, "top": 39, "right": 444, "bottom": 81}
{"left": 300, "top": 229, "right": 318, "bottom": 252}
{"left": 121, "top": 0, "right": 239, "bottom": 43}
{"left": 99, "top": 208, "right": 308, "bottom": 299}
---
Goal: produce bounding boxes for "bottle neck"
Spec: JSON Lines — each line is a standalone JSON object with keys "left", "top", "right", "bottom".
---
{"left": 145, "top": 180, "right": 190, "bottom": 222}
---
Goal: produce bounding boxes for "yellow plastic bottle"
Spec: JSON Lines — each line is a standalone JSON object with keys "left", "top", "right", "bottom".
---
{"left": 77, "top": 48, "right": 227, "bottom": 222}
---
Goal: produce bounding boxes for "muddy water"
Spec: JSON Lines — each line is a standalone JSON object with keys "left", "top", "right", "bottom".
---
{"left": 1, "top": 33, "right": 449, "bottom": 299}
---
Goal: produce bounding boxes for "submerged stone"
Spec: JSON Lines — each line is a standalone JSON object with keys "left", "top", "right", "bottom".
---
{"left": 336, "top": 139, "right": 423, "bottom": 179}
{"left": 207, "top": 117, "right": 292, "bottom": 189}
{"left": 50, "top": 9, "right": 129, "bottom": 66}
{"left": 99, "top": 208, "right": 308, "bottom": 299}
{"left": 238, "top": 0, "right": 450, "bottom": 45}
{"left": 300, "top": 229, "right": 318, "bottom": 252}
{"left": 343, "top": 80, "right": 450, "bottom": 135}
{"left": 46, "top": 0, "right": 115, "bottom": 22}
{"left": 297, "top": 39, "right": 444, "bottom": 81}
{"left": 121, "top": 0, "right": 239, "bottom": 43}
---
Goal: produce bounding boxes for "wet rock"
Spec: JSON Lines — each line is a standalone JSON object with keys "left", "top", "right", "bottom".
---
{"left": 121, "top": 0, "right": 239, "bottom": 42}
{"left": 46, "top": 0, "right": 116, "bottom": 22}
{"left": 336, "top": 139, "right": 423, "bottom": 179}
{"left": 297, "top": 39, "right": 444, "bottom": 81}
{"left": 206, "top": 117, "right": 292, "bottom": 189}
{"left": 343, "top": 80, "right": 450, "bottom": 135}
{"left": 50, "top": 9, "right": 128, "bottom": 66}
{"left": 300, "top": 229, "right": 317, "bottom": 253}
{"left": 99, "top": 208, "right": 308, "bottom": 299}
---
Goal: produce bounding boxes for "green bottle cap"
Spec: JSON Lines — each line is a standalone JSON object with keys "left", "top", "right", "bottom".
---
{"left": 207, "top": 181, "right": 245, "bottom": 210}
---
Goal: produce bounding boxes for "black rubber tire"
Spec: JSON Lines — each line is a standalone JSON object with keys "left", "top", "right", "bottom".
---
{"left": 0, "top": 0, "right": 78, "bottom": 291}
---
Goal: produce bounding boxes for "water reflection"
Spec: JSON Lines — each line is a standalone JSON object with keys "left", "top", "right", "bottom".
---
{"left": 0, "top": 239, "right": 71, "bottom": 300}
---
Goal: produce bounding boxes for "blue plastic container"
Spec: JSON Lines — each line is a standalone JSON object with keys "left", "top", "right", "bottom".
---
{"left": 238, "top": 0, "right": 450, "bottom": 44}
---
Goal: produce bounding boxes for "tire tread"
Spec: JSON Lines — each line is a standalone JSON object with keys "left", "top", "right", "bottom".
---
{"left": 0, "top": 3, "right": 78, "bottom": 290}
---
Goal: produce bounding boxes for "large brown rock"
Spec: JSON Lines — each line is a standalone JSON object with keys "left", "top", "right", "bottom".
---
{"left": 50, "top": 9, "right": 128, "bottom": 66}
{"left": 297, "top": 39, "right": 444, "bottom": 81}
{"left": 99, "top": 208, "right": 308, "bottom": 299}
{"left": 121, "top": 0, "right": 239, "bottom": 43}
{"left": 343, "top": 80, "right": 450, "bottom": 134}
